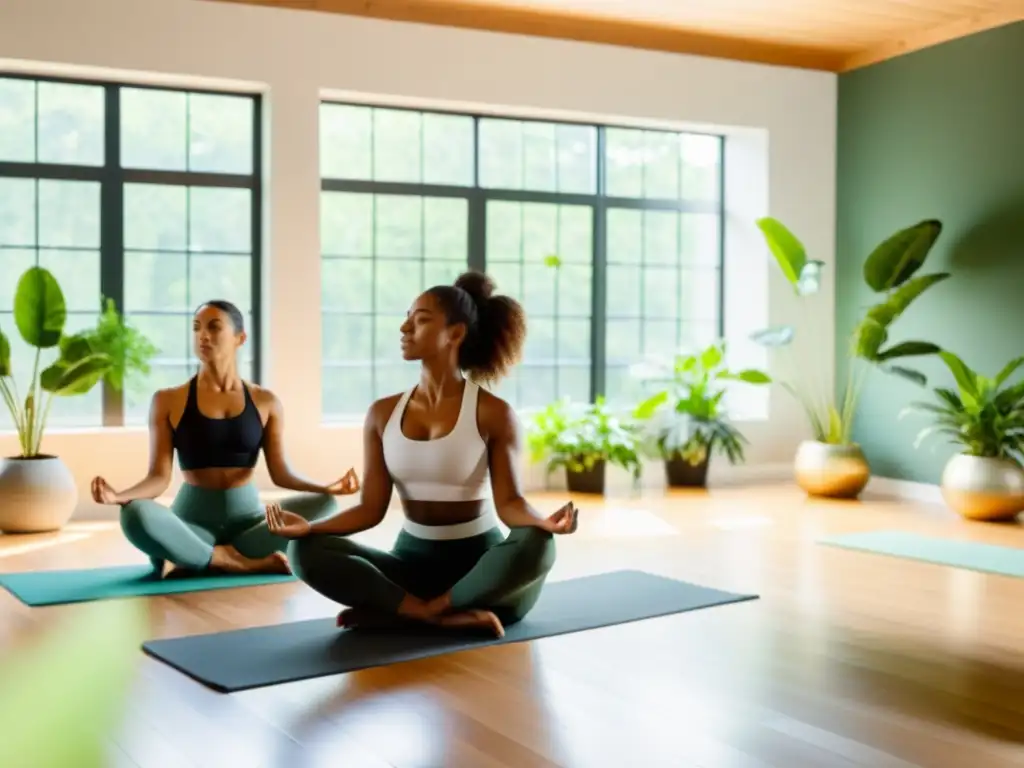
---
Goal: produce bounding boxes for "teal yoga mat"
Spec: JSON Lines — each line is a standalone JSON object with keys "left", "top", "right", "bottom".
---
{"left": 143, "top": 569, "right": 759, "bottom": 692}
{"left": 819, "top": 530, "right": 1024, "bottom": 578}
{"left": 0, "top": 564, "right": 295, "bottom": 606}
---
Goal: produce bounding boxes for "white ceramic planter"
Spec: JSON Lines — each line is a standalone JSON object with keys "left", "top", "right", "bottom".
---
{"left": 793, "top": 440, "right": 871, "bottom": 499}
{"left": 941, "top": 454, "right": 1024, "bottom": 522}
{"left": 0, "top": 455, "right": 79, "bottom": 533}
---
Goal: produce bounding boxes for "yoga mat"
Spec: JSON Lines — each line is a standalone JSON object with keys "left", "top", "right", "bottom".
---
{"left": 819, "top": 530, "right": 1024, "bottom": 578}
{"left": 0, "top": 565, "right": 295, "bottom": 607}
{"left": 143, "top": 569, "right": 758, "bottom": 692}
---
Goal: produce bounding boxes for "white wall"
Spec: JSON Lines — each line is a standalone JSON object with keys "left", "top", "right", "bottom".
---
{"left": 0, "top": 0, "right": 836, "bottom": 518}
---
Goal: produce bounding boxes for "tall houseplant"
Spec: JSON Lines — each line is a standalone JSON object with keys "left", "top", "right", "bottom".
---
{"left": 631, "top": 340, "right": 770, "bottom": 488}
{"left": 526, "top": 397, "right": 642, "bottom": 495}
{"left": 901, "top": 350, "right": 1024, "bottom": 521}
{"left": 0, "top": 267, "right": 157, "bottom": 533}
{"left": 752, "top": 218, "right": 949, "bottom": 498}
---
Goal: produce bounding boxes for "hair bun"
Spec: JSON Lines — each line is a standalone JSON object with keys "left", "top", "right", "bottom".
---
{"left": 454, "top": 270, "right": 495, "bottom": 304}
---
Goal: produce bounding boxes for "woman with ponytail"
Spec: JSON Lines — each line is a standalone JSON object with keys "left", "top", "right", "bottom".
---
{"left": 267, "top": 270, "right": 577, "bottom": 636}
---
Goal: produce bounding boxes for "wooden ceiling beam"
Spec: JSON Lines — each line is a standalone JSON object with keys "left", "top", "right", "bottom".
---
{"left": 840, "top": 1, "right": 1024, "bottom": 72}
{"left": 201, "top": 0, "right": 849, "bottom": 71}
{"left": 200, "top": 0, "right": 1023, "bottom": 74}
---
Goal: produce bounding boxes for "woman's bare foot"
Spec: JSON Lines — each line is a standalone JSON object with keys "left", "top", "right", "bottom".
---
{"left": 435, "top": 609, "right": 505, "bottom": 638}
{"left": 209, "top": 545, "right": 291, "bottom": 575}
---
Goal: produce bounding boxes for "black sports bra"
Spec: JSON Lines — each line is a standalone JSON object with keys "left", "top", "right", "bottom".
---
{"left": 172, "top": 377, "right": 264, "bottom": 471}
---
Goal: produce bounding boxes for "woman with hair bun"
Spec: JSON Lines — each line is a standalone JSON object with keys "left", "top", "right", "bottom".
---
{"left": 268, "top": 271, "right": 578, "bottom": 637}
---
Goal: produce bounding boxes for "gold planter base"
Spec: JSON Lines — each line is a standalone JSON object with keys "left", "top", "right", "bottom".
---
{"left": 794, "top": 440, "right": 871, "bottom": 499}
{"left": 941, "top": 454, "right": 1024, "bottom": 522}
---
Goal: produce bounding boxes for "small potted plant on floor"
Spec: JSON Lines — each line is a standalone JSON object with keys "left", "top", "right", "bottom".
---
{"left": 526, "top": 396, "right": 642, "bottom": 495}
{"left": 630, "top": 339, "right": 770, "bottom": 488}
{"left": 0, "top": 267, "right": 157, "bottom": 533}
{"left": 901, "top": 350, "right": 1024, "bottom": 521}
{"left": 752, "top": 217, "right": 949, "bottom": 499}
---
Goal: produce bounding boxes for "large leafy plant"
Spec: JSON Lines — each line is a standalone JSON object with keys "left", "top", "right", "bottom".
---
{"left": 631, "top": 340, "right": 770, "bottom": 467}
{"left": 901, "top": 351, "right": 1024, "bottom": 460}
{"left": 527, "top": 396, "right": 642, "bottom": 479}
{"left": 0, "top": 600, "right": 147, "bottom": 768}
{"left": 752, "top": 218, "right": 948, "bottom": 444}
{"left": 0, "top": 267, "right": 158, "bottom": 457}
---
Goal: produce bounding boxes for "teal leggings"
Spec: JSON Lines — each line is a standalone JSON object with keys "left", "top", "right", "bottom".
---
{"left": 288, "top": 525, "right": 556, "bottom": 626}
{"left": 120, "top": 483, "right": 338, "bottom": 572}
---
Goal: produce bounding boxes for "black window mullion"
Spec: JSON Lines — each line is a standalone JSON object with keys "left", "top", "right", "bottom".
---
{"left": 468, "top": 191, "right": 486, "bottom": 274}
{"left": 716, "top": 135, "right": 727, "bottom": 339}
{"left": 250, "top": 95, "right": 264, "bottom": 384}
{"left": 100, "top": 84, "right": 124, "bottom": 427}
{"left": 590, "top": 127, "right": 607, "bottom": 401}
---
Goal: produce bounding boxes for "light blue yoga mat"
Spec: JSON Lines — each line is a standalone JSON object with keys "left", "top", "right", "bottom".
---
{"left": 0, "top": 564, "right": 296, "bottom": 607}
{"left": 819, "top": 530, "right": 1024, "bottom": 578}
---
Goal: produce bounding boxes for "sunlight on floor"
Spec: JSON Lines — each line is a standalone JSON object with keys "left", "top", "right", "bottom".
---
{"left": 586, "top": 507, "right": 679, "bottom": 538}
{"left": 709, "top": 515, "right": 775, "bottom": 530}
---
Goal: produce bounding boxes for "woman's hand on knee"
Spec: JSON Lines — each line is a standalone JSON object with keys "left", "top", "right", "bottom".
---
{"left": 91, "top": 476, "right": 119, "bottom": 505}
{"left": 325, "top": 468, "right": 360, "bottom": 496}
{"left": 537, "top": 501, "right": 577, "bottom": 535}
{"left": 266, "top": 502, "right": 312, "bottom": 539}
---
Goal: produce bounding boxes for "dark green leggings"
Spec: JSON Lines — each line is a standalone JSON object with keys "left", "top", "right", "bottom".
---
{"left": 288, "top": 525, "right": 556, "bottom": 626}
{"left": 120, "top": 483, "right": 339, "bottom": 572}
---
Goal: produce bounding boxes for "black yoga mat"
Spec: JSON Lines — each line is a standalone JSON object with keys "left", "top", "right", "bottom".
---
{"left": 143, "top": 569, "right": 758, "bottom": 692}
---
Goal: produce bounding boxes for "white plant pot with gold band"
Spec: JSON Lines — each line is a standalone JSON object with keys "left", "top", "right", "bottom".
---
{"left": 794, "top": 440, "right": 871, "bottom": 499}
{"left": 940, "top": 454, "right": 1024, "bottom": 522}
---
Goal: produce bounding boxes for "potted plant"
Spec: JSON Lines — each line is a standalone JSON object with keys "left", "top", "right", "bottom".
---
{"left": 526, "top": 396, "right": 642, "bottom": 495}
{"left": 630, "top": 340, "right": 770, "bottom": 488}
{"left": 901, "top": 350, "right": 1024, "bottom": 521}
{"left": 0, "top": 267, "right": 157, "bottom": 533}
{"left": 752, "top": 217, "right": 949, "bottom": 499}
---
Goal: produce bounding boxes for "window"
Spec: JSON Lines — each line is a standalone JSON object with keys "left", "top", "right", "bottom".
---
{"left": 0, "top": 75, "right": 262, "bottom": 429}
{"left": 319, "top": 102, "right": 723, "bottom": 420}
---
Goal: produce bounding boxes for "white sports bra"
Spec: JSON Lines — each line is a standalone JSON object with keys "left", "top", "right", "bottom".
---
{"left": 381, "top": 380, "right": 491, "bottom": 502}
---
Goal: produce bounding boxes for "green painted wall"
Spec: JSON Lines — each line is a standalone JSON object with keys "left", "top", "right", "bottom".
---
{"left": 836, "top": 22, "right": 1024, "bottom": 484}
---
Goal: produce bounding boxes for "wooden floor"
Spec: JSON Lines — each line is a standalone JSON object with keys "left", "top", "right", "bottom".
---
{"left": 2, "top": 484, "right": 1023, "bottom": 768}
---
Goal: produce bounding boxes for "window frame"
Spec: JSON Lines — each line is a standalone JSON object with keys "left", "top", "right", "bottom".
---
{"left": 0, "top": 71, "right": 263, "bottom": 428}
{"left": 317, "top": 101, "right": 727, "bottom": 419}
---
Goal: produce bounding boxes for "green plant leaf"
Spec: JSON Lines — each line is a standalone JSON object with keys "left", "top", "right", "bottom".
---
{"left": 852, "top": 317, "right": 888, "bottom": 359}
{"left": 634, "top": 391, "right": 668, "bottom": 420}
{"left": 826, "top": 405, "right": 843, "bottom": 444}
{"left": 937, "top": 350, "right": 979, "bottom": 403}
{"left": 750, "top": 325, "right": 794, "bottom": 347}
{"left": 58, "top": 333, "right": 96, "bottom": 365}
{"left": 994, "top": 356, "right": 1024, "bottom": 388}
{"left": 699, "top": 343, "right": 723, "bottom": 371}
{"left": 722, "top": 369, "right": 771, "bottom": 384}
{"left": 879, "top": 364, "right": 927, "bottom": 387}
{"left": 864, "top": 272, "right": 951, "bottom": 328}
{"left": 40, "top": 354, "right": 111, "bottom": 396}
{"left": 13, "top": 266, "right": 66, "bottom": 349}
{"left": 874, "top": 341, "right": 942, "bottom": 361}
{"left": 0, "top": 330, "right": 10, "bottom": 377}
{"left": 756, "top": 217, "right": 807, "bottom": 288}
{"left": 862, "top": 219, "right": 943, "bottom": 292}
{"left": 0, "top": 599, "right": 147, "bottom": 768}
